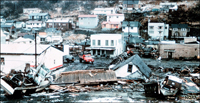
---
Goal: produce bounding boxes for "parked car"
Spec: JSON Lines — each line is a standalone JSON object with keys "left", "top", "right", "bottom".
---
{"left": 63, "top": 55, "right": 75, "bottom": 63}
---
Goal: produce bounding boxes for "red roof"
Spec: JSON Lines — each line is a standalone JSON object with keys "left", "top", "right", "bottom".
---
{"left": 78, "top": 15, "right": 97, "bottom": 18}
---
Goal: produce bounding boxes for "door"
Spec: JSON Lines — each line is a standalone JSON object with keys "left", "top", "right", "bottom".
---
{"left": 168, "top": 52, "right": 172, "bottom": 59}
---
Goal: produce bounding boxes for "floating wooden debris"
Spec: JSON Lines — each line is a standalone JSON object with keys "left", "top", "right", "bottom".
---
{"left": 54, "top": 69, "right": 117, "bottom": 85}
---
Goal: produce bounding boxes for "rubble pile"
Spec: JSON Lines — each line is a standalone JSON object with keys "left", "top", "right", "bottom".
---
{"left": 1, "top": 54, "right": 199, "bottom": 101}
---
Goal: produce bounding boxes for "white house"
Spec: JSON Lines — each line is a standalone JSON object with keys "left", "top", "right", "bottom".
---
{"left": 93, "top": 8, "right": 116, "bottom": 15}
{"left": 109, "top": 54, "right": 152, "bottom": 82}
{"left": 26, "top": 20, "right": 46, "bottom": 29}
{"left": 23, "top": 8, "right": 42, "bottom": 14}
{"left": 29, "top": 13, "right": 50, "bottom": 21}
{"left": 78, "top": 15, "right": 99, "bottom": 29}
{"left": 0, "top": 44, "right": 65, "bottom": 74}
{"left": 15, "top": 22, "right": 26, "bottom": 29}
{"left": 0, "top": 16, "right": 6, "bottom": 23}
{"left": 122, "top": 21, "right": 141, "bottom": 37}
{"left": 148, "top": 22, "right": 169, "bottom": 40}
{"left": 106, "top": 14, "right": 124, "bottom": 22}
{"left": 86, "top": 34, "right": 125, "bottom": 58}
{"left": 12, "top": 37, "right": 34, "bottom": 44}
{"left": 160, "top": 2, "right": 178, "bottom": 11}
{"left": 1, "top": 29, "right": 6, "bottom": 44}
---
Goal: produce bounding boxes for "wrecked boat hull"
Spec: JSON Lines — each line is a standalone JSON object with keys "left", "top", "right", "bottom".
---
{"left": 160, "top": 88, "right": 178, "bottom": 96}
{"left": 0, "top": 79, "right": 14, "bottom": 95}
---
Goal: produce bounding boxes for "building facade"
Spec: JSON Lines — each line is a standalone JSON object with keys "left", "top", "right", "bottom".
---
{"left": 23, "top": 8, "right": 42, "bottom": 14}
{"left": 78, "top": 15, "right": 99, "bottom": 29}
{"left": 148, "top": 22, "right": 169, "bottom": 40}
{"left": 46, "top": 18, "right": 73, "bottom": 31}
{"left": 101, "top": 21, "right": 121, "bottom": 31}
{"left": 29, "top": 13, "right": 50, "bottom": 21}
{"left": 87, "top": 34, "right": 125, "bottom": 58}
{"left": 26, "top": 20, "right": 46, "bottom": 29}
{"left": 93, "top": 8, "right": 116, "bottom": 15}
{"left": 170, "top": 24, "right": 190, "bottom": 39}
{"left": 0, "top": 44, "right": 64, "bottom": 74}
{"left": 106, "top": 14, "right": 124, "bottom": 22}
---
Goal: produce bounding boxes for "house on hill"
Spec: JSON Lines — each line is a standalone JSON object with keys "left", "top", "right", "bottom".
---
{"left": 78, "top": 15, "right": 99, "bottom": 29}
{"left": 170, "top": 24, "right": 190, "bottom": 39}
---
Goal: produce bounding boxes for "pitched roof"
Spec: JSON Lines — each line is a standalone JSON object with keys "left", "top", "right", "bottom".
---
{"left": 13, "top": 37, "right": 33, "bottom": 43}
{"left": 107, "top": 14, "right": 124, "bottom": 16}
{"left": 123, "top": 0, "right": 139, "bottom": 5}
{"left": 102, "top": 21, "right": 121, "bottom": 24}
{"left": 122, "top": 21, "right": 141, "bottom": 27}
{"left": 26, "top": 20, "right": 43, "bottom": 23}
{"left": 78, "top": 15, "right": 98, "bottom": 18}
{"left": 23, "top": 34, "right": 35, "bottom": 40}
{"left": 110, "top": 54, "right": 152, "bottom": 78}
{"left": 29, "top": 13, "right": 49, "bottom": 16}
{"left": 39, "top": 32, "right": 47, "bottom": 36}
{"left": 171, "top": 24, "right": 189, "bottom": 28}
{"left": 0, "top": 44, "right": 50, "bottom": 55}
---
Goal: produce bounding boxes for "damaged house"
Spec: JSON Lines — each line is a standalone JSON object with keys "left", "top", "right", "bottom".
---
{"left": 0, "top": 44, "right": 65, "bottom": 74}
{"left": 109, "top": 54, "right": 152, "bottom": 82}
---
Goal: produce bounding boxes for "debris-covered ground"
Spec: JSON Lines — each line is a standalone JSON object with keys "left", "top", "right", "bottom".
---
{"left": 1, "top": 56, "right": 200, "bottom": 102}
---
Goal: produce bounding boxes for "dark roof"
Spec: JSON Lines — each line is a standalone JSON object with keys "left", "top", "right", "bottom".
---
{"left": 124, "top": 32, "right": 140, "bottom": 36}
{"left": 171, "top": 24, "right": 189, "bottom": 28}
{"left": 75, "top": 40, "right": 91, "bottom": 46}
{"left": 23, "top": 34, "right": 35, "bottom": 40}
{"left": 1, "top": 25, "right": 13, "bottom": 28}
{"left": 111, "top": 54, "right": 152, "bottom": 78}
{"left": 18, "top": 33, "right": 28, "bottom": 37}
{"left": 123, "top": 0, "right": 139, "bottom": 5}
{"left": 5, "top": 20, "right": 16, "bottom": 23}
{"left": 122, "top": 21, "right": 141, "bottom": 27}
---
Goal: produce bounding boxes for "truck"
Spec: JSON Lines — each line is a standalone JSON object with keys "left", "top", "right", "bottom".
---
{"left": 79, "top": 53, "right": 94, "bottom": 64}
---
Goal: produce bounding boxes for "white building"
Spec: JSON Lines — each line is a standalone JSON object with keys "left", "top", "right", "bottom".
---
{"left": 23, "top": 8, "right": 42, "bottom": 14}
{"left": 93, "top": 8, "right": 116, "bottom": 15}
{"left": 148, "top": 22, "right": 169, "bottom": 40}
{"left": 109, "top": 54, "right": 152, "bottom": 82}
{"left": 87, "top": 34, "right": 125, "bottom": 58}
{"left": 78, "top": 15, "right": 99, "bottom": 29}
{"left": 12, "top": 37, "right": 34, "bottom": 44}
{"left": 1, "top": 29, "right": 6, "bottom": 44}
{"left": 122, "top": 21, "right": 141, "bottom": 37}
{"left": 0, "top": 44, "right": 65, "bottom": 74}
{"left": 26, "top": 20, "right": 46, "bottom": 29}
{"left": 106, "top": 14, "right": 124, "bottom": 22}
{"left": 160, "top": 2, "right": 178, "bottom": 11}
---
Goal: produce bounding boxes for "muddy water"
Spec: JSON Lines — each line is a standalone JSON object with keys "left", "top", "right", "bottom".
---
{"left": 1, "top": 91, "right": 198, "bottom": 102}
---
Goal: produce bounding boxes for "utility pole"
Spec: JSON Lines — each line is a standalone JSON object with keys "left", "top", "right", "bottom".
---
{"left": 35, "top": 31, "right": 37, "bottom": 68}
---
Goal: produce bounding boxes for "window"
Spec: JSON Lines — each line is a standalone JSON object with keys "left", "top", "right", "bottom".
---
{"left": 54, "top": 60, "right": 55, "bottom": 64}
{"left": 1, "top": 57, "right": 5, "bottom": 65}
{"left": 105, "top": 40, "right": 109, "bottom": 46}
{"left": 30, "top": 23, "right": 32, "bottom": 25}
{"left": 173, "top": 28, "right": 178, "bottom": 31}
{"left": 98, "top": 40, "right": 101, "bottom": 46}
{"left": 158, "top": 26, "right": 163, "bottom": 29}
{"left": 131, "top": 27, "right": 133, "bottom": 29}
{"left": 81, "top": 18, "right": 83, "bottom": 20}
{"left": 181, "top": 28, "right": 186, "bottom": 31}
{"left": 114, "top": 24, "right": 118, "bottom": 27}
{"left": 182, "top": 32, "right": 186, "bottom": 36}
{"left": 109, "top": 16, "right": 111, "bottom": 18}
{"left": 149, "top": 26, "right": 154, "bottom": 29}
{"left": 37, "top": 23, "right": 39, "bottom": 25}
{"left": 149, "top": 31, "right": 154, "bottom": 34}
{"left": 49, "top": 23, "right": 52, "bottom": 25}
{"left": 104, "top": 24, "right": 106, "bottom": 27}
{"left": 40, "top": 38, "right": 45, "bottom": 41}
{"left": 117, "top": 16, "right": 118, "bottom": 18}
{"left": 123, "top": 27, "right": 125, "bottom": 29}
{"left": 111, "top": 40, "right": 114, "bottom": 46}
{"left": 165, "top": 27, "right": 167, "bottom": 29}
{"left": 127, "top": 64, "right": 132, "bottom": 72}
{"left": 92, "top": 40, "right": 96, "bottom": 46}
